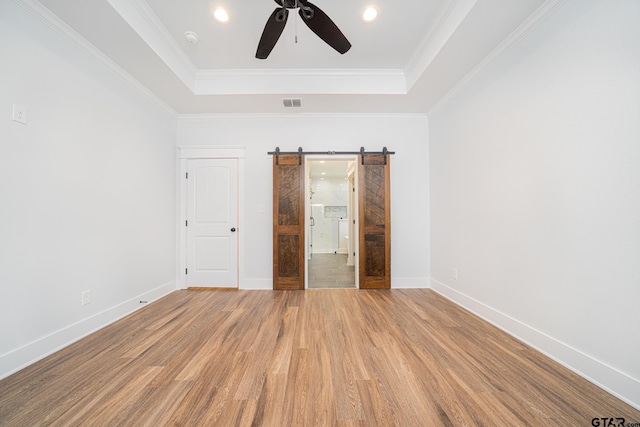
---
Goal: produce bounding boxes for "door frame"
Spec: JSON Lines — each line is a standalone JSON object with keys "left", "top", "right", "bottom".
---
{"left": 304, "top": 155, "right": 359, "bottom": 289}
{"left": 177, "top": 146, "right": 245, "bottom": 290}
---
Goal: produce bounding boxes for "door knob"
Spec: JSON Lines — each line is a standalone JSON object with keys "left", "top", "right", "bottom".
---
{"left": 231, "top": 227, "right": 236, "bottom": 232}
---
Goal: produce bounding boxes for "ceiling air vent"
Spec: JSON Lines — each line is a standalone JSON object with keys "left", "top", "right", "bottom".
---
{"left": 283, "top": 98, "right": 302, "bottom": 108}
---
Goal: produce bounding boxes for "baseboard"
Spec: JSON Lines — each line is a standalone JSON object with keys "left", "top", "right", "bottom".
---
{"left": 0, "top": 281, "right": 177, "bottom": 380}
{"left": 392, "top": 277, "right": 430, "bottom": 289}
{"left": 430, "top": 279, "right": 640, "bottom": 411}
{"left": 239, "top": 278, "right": 430, "bottom": 290}
{"left": 240, "top": 278, "right": 271, "bottom": 290}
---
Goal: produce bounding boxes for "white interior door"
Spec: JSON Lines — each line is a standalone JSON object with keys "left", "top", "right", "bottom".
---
{"left": 187, "top": 159, "right": 238, "bottom": 288}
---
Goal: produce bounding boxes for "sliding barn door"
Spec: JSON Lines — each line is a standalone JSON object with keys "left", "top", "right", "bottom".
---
{"left": 359, "top": 154, "right": 391, "bottom": 289}
{"left": 273, "top": 155, "right": 305, "bottom": 290}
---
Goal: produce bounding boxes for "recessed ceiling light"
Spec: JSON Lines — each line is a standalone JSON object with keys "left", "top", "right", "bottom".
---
{"left": 321, "top": 172, "right": 326, "bottom": 175}
{"left": 362, "top": 6, "right": 379, "bottom": 23}
{"left": 212, "top": 7, "right": 229, "bottom": 23}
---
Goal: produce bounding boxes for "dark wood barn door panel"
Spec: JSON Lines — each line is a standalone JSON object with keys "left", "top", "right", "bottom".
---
{"left": 359, "top": 154, "right": 391, "bottom": 289}
{"left": 273, "top": 155, "right": 305, "bottom": 290}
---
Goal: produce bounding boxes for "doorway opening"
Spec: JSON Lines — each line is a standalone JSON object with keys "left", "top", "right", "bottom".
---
{"left": 306, "top": 157, "right": 358, "bottom": 289}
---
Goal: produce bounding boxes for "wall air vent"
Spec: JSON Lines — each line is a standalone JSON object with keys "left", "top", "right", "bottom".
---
{"left": 283, "top": 98, "right": 302, "bottom": 108}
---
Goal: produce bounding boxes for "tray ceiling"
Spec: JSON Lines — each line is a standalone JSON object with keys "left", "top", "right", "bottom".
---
{"left": 27, "top": 0, "right": 560, "bottom": 113}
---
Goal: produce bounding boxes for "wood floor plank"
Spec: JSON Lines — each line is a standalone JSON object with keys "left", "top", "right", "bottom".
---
{"left": 135, "top": 380, "right": 194, "bottom": 427}
{"left": 268, "top": 306, "right": 298, "bottom": 376}
{"left": 254, "top": 373, "right": 287, "bottom": 426}
{"left": 356, "top": 379, "right": 396, "bottom": 426}
{"left": 1, "top": 289, "right": 638, "bottom": 426}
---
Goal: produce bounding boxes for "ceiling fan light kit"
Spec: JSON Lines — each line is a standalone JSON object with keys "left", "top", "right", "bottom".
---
{"left": 256, "top": 0, "right": 352, "bottom": 59}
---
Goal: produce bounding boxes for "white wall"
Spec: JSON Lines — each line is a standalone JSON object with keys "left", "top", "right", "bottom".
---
{"left": 177, "top": 114, "right": 430, "bottom": 289}
{"left": 429, "top": 0, "right": 640, "bottom": 409}
{"left": 0, "top": 1, "right": 177, "bottom": 378}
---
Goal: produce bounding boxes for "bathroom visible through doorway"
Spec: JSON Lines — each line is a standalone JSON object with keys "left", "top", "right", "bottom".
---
{"left": 307, "top": 158, "right": 357, "bottom": 289}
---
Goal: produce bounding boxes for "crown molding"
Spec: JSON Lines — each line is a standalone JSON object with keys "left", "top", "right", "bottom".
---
{"left": 106, "top": 0, "right": 197, "bottom": 90}
{"left": 13, "top": 0, "right": 177, "bottom": 116}
{"left": 100, "top": 0, "right": 486, "bottom": 96}
{"left": 177, "top": 113, "right": 428, "bottom": 120}
{"left": 428, "top": 0, "right": 569, "bottom": 115}
{"left": 105, "top": 0, "right": 408, "bottom": 95}
{"left": 404, "top": 0, "right": 478, "bottom": 91}
{"left": 194, "top": 69, "right": 407, "bottom": 95}
{"left": 17, "top": 0, "right": 408, "bottom": 98}
{"left": 18, "top": 0, "right": 565, "bottom": 113}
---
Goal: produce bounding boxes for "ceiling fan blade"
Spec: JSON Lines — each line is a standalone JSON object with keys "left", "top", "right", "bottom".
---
{"left": 298, "top": 2, "right": 351, "bottom": 54}
{"left": 256, "top": 8, "right": 289, "bottom": 59}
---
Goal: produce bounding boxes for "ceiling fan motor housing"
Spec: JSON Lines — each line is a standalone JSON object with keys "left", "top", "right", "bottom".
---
{"left": 257, "top": 0, "right": 351, "bottom": 59}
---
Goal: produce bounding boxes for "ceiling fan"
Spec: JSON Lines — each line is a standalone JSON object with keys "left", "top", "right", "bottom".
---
{"left": 256, "top": 0, "right": 352, "bottom": 59}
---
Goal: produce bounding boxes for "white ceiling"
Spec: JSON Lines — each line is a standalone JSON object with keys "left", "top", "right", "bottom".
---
{"left": 31, "top": 0, "right": 555, "bottom": 114}
{"left": 147, "top": 0, "right": 446, "bottom": 70}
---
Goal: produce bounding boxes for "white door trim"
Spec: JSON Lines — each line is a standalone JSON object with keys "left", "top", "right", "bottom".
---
{"left": 177, "top": 146, "right": 245, "bottom": 289}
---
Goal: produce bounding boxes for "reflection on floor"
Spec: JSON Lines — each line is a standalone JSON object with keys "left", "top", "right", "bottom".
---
{"left": 308, "top": 253, "right": 356, "bottom": 289}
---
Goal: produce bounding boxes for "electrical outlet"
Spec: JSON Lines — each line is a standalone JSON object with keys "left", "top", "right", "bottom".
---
{"left": 12, "top": 104, "right": 28, "bottom": 125}
{"left": 452, "top": 268, "right": 458, "bottom": 280}
{"left": 81, "top": 290, "right": 91, "bottom": 306}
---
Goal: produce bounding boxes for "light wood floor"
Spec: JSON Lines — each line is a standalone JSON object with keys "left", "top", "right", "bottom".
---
{"left": 1, "top": 289, "right": 638, "bottom": 426}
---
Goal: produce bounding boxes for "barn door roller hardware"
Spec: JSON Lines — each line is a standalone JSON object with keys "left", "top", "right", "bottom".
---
{"left": 269, "top": 147, "right": 395, "bottom": 165}
{"left": 272, "top": 147, "right": 304, "bottom": 165}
